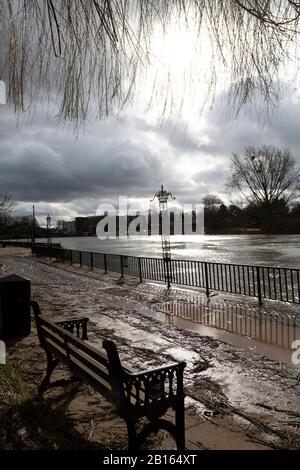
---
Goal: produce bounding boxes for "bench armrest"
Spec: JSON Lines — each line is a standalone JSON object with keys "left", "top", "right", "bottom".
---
{"left": 125, "top": 361, "right": 185, "bottom": 378}
{"left": 102, "top": 340, "right": 185, "bottom": 407}
{"left": 123, "top": 361, "right": 186, "bottom": 404}
{"left": 56, "top": 317, "right": 89, "bottom": 340}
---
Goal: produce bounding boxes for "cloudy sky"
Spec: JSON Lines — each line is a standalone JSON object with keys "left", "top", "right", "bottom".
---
{"left": 1, "top": 15, "right": 300, "bottom": 225}
{"left": 1, "top": 85, "right": 300, "bottom": 225}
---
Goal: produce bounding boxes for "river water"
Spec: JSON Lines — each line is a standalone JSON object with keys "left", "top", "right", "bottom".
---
{"left": 41, "top": 234, "right": 300, "bottom": 268}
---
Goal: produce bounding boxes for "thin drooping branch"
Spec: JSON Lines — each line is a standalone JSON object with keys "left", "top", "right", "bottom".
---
{"left": 0, "top": 0, "right": 299, "bottom": 123}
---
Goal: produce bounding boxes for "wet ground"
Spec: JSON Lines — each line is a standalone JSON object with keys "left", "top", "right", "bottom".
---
{"left": 1, "top": 249, "right": 300, "bottom": 449}
{"left": 154, "top": 294, "right": 300, "bottom": 364}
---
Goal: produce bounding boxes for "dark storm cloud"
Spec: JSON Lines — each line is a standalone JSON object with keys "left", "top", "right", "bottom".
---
{"left": 1, "top": 84, "right": 300, "bottom": 220}
{"left": 0, "top": 112, "right": 169, "bottom": 203}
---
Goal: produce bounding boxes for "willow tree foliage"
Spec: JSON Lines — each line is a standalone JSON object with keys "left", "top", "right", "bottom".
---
{"left": 0, "top": 0, "right": 300, "bottom": 122}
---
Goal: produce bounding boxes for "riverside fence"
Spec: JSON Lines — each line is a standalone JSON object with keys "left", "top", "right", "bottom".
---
{"left": 31, "top": 244, "right": 300, "bottom": 305}
{"left": 160, "top": 300, "right": 299, "bottom": 349}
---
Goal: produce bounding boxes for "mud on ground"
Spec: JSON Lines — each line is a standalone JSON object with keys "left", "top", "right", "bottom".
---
{"left": 1, "top": 249, "right": 300, "bottom": 450}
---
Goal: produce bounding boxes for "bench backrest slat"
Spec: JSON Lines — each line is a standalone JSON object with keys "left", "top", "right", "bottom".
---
{"left": 67, "top": 342, "right": 111, "bottom": 386}
{"left": 39, "top": 325, "right": 69, "bottom": 359}
{"left": 39, "top": 314, "right": 109, "bottom": 363}
{"left": 43, "top": 337, "right": 69, "bottom": 361}
{"left": 65, "top": 333, "right": 109, "bottom": 367}
{"left": 37, "top": 314, "right": 113, "bottom": 400}
{"left": 67, "top": 355, "right": 113, "bottom": 401}
{"left": 40, "top": 324, "right": 65, "bottom": 344}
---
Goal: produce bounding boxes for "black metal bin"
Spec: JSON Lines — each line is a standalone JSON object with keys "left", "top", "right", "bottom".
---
{"left": 0, "top": 274, "right": 31, "bottom": 339}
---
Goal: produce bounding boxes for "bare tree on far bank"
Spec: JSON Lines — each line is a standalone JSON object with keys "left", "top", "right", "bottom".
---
{"left": 0, "top": 192, "right": 14, "bottom": 232}
{"left": 0, "top": 192, "right": 13, "bottom": 219}
{"left": 227, "top": 146, "right": 300, "bottom": 230}
{"left": 1, "top": 1, "right": 300, "bottom": 123}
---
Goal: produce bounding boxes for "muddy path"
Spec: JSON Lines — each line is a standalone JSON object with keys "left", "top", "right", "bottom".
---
{"left": 1, "top": 254, "right": 300, "bottom": 449}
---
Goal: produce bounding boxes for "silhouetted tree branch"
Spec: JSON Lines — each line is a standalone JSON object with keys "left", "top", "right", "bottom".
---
{"left": 227, "top": 146, "right": 300, "bottom": 210}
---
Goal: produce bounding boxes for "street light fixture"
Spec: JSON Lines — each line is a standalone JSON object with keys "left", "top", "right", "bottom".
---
{"left": 46, "top": 214, "right": 52, "bottom": 246}
{"left": 150, "top": 185, "right": 175, "bottom": 289}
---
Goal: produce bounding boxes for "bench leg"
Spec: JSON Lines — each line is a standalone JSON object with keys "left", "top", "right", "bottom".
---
{"left": 135, "top": 418, "right": 181, "bottom": 450}
{"left": 125, "top": 419, "right": 137, "bottom": 450}
{"left": 175, "top": 400, "right": 185, "bottom": 451}
{"left": 38, "top": 350, "right": 60, "bottom": 396}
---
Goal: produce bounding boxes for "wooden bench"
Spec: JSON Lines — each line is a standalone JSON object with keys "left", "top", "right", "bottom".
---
{"left": 31, "top": 301, "right": 186, "bottom": 450}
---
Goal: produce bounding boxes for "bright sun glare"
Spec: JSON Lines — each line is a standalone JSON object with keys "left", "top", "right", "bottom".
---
{"left": 135, "top": 18, "right": 223, "bottom": 122}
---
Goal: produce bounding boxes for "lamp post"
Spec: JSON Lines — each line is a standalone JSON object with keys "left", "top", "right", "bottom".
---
{"left": 151, "top": 185, "right": 175, "bottom": 288}
{"left": 46, "top": 214, "right": 52, "bottom": 246}
{"left": 31, "top": 205, "right": 36, "bottom": 244}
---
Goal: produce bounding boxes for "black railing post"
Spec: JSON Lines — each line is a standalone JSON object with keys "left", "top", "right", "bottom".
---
{"left": 49, "top": 245, "right": 52, "bottom": 260}
{"left": 79, "top": 251, "right": 82, "bottom": 268}
{"left": 70, "top": 250, "right": 73, "bottom": 265}
{"left": 138, "top": 257, "right": 143, "bottom": 283}
{"left": 90, "top": 252, "right": 94, "bottom": 270}
{"left": 256, "top": 266, "right": 262, "bottom": 305}
{"left": 204, "top": 262, "right": 210, "bottom": 299}
{"left": 165, "top": 258, "right": 171, "bottom": 289}
{"left": 120, "top": 255, "right": 124, "bottom": 279}
{"left": 104, "top": 254, "right": 108, "bottom": 274}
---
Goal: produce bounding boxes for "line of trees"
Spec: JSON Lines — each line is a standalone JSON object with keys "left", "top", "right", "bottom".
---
{"left": 203, "top": 195, "right": 300, "bottom": 234}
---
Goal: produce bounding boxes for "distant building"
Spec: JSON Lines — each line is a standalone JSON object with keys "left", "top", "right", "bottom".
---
{"left": 57, "top": 220, "right": 75, "bottom": 234}
{"left": 75, "top": 216, "right": 105, "bottom": 235}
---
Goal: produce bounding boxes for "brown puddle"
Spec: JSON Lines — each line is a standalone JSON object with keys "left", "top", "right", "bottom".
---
{"left": 155, "top": 300, "right": 300, "bottom": 365}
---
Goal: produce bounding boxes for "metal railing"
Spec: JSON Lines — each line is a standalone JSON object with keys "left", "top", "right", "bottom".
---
{"left": 31, "top": 245, "right": 300, "bottom": 305}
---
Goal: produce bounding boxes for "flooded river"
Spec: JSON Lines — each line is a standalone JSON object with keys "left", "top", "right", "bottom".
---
{"left": 40, "top": 234, "right": 300, "bottom": 268}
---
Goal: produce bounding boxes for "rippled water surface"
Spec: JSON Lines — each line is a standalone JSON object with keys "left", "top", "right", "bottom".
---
{"left": 39, "top": 234, "right": 300, "bottom": 268}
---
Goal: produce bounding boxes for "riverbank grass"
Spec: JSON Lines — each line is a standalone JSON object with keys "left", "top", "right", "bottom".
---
{"left": 0, "top": 361, "right": 105, "bottom": 449}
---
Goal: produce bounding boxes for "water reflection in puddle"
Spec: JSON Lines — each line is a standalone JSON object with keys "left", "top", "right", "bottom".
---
{"left": 155, "top": 300, "right": 300, "bottom": 365}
